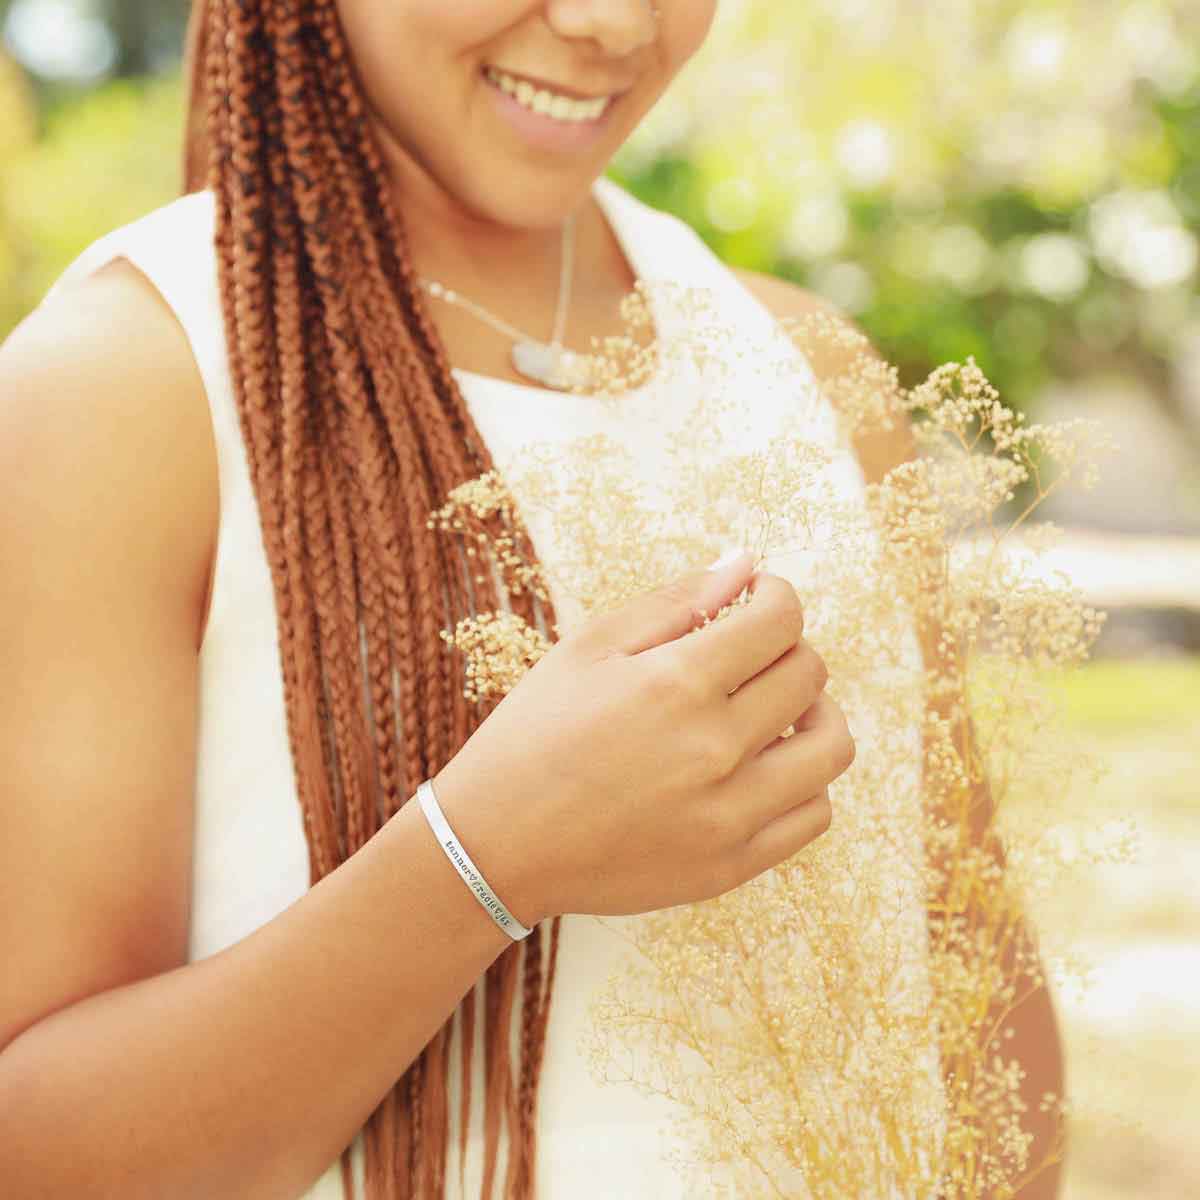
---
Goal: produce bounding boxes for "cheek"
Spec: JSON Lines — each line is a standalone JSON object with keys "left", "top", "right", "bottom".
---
{"left": 655, "top": 0, "right": 719, "bottom": 81}
{"left": 673, "top": 1, "right": 718, "bottom": 58}
{"left": 333, "top": 1, "right": 531, "bottom": 111}
{"left": 381, "top": 1, "right": 531, "bottom": 47}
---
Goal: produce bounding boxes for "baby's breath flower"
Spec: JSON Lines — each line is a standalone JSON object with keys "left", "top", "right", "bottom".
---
{"left": 438, "top": 611, "right": 549, "bottom": 703}
{"left": 422, "top": 273, "right": 1116, "bottom": 1198}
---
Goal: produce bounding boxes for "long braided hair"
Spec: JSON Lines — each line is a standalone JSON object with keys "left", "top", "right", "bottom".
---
{"left": 181, "top": 2, "right": 565, "bottom": 1194}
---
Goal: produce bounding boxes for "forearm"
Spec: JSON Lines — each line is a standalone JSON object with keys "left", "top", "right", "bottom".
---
{"left": 0, "top": 794, "right": 515, "bottom": 1200}
{"left": 989, "top": 906, "right": 1067, "bottom": 1200}
{"left": 927, "top": 770, "right": 1068, "bottom": 1200}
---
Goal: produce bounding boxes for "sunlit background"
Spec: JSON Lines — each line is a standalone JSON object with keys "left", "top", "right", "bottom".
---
{"left": 2, "top": 1, "right": 1197, "bottom": 1195}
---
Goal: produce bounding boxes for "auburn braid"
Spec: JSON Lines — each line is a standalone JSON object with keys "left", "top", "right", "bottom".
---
{"left": 182, "top": 0, "right": 567, "bottom": 1194}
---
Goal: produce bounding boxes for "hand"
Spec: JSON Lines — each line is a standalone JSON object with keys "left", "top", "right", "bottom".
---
{"left": 430, "top": 550, "right": 853, "bottom": 925}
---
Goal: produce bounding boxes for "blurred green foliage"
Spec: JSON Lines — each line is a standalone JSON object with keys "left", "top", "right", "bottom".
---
{"left": 0, "top": 59, "right": 182, "bottom": 336}
{"left": 607, "top": 0, "right": 1200, "bottom": 431}
{"left": 1054, "top": 656, "right": 1200, "bottom": 732}
{"left": 2, "top": 0, "right": 1197, "bottom": 437}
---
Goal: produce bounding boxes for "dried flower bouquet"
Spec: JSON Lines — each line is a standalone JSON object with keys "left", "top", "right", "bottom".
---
{"left": 427, "top": 278, "right": 1123, "bottom": 1199}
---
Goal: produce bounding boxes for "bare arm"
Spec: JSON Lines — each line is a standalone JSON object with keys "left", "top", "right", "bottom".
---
{"left": 0, "top": 267, "right": 516, "bottom": 1200}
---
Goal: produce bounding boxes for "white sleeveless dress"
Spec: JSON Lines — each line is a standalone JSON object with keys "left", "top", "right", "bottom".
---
{"left": 41, "top": 174, "right": 945, "bottom": 1198}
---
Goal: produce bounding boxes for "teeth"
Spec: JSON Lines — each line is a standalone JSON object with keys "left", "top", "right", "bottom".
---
{"left": 484, "top": 66, "right": 612, "bottom": 123}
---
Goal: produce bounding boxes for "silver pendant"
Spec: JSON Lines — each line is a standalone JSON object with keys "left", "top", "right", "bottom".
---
{"left": 511, "top": 338, "right": 594, "bottom": 391}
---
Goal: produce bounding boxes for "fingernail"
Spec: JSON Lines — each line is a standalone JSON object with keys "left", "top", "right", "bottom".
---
{"left": 706, "top": 546, "right": 748, "bottom": 572}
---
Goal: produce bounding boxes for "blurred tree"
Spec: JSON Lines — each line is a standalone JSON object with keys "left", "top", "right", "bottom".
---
{"left": 2, "top": 0, "right": 1197, "bottom": 484}
{"left": 0, "top": 71, "right": 183, "bottom": 331}
{"left": 0, "top": 48, "right": 38, "bottom": 337}
{"left": 0, "top": 0, "right": 188, "bottom": 80}
{"left": 99, "top": 0, "right": 188, "bottom": 77}
{"left": 612, "top": 0, "right": 1200, "bottom": 455}
{"left": 101, "top": 0, "right": 157, "bottom": 76}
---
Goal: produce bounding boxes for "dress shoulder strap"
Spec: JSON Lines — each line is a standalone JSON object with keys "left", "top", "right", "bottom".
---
{"left": 591, "top": 174, "right": 809, "bottom": 368}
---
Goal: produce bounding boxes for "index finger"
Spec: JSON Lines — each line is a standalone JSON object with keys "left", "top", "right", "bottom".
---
{"left": 672, "top": 570, "right": 807, "bottom": 697}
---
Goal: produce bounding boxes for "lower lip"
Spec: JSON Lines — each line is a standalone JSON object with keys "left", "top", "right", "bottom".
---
{"left": 482, "top": 70, "right": 619, "bottom": 153}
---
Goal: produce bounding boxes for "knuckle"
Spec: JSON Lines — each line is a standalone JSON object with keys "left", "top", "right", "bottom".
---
{"left": 708, "top": 846, "right": 746, "bottom": 897}
{"left": 656, "top": 579, "right": 711, "bottom": 635}
{"left": 803, "top": 642, "right": 829, "bottom": 692}
{"left": 772, "top": 580, "right": 806, "bottom": 642}
{"left": 695, "top": 731, "right": 741, "bottom": 783}
{"left": 812, "top": 792, "right": 834, "bottom": 836}
{"left": 641, "top": 654, "right": 697, "bottom": 706}
{"left": 755, "top": 573, "right": 805, "bottom": 642}
{"left": 829, "top": 724, "right": 856, "bottom": 777}
{"left": 695, "top": 798, "right": 738, "bottom": 849}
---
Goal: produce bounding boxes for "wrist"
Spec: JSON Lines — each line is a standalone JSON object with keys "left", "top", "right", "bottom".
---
{"left": 428, "top": 763, "right": 549, "bottom": 931}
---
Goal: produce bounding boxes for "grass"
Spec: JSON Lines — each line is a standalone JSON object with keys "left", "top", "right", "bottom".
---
{"left": 1007, "top": 655, "right": 1200, "bottom": 1199}
{"left": 1052, "top": 656, "right": 1200, "bottom": 734}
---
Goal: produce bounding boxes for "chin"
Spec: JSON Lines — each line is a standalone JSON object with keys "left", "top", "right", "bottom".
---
{"left": 460, "top": 172, "right": 605, "bottom": 231}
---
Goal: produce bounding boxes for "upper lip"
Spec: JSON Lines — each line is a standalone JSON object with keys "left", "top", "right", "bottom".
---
{"left": 483, "top": 64, "right": 632, "bottom": 101}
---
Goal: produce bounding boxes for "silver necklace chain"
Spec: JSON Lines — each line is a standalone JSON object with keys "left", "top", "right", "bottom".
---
{"left": 414, "top": 2, "right": 661, "bottom": 390}
{"left": 416, "top": 212, "right": 597, "bottom": 390}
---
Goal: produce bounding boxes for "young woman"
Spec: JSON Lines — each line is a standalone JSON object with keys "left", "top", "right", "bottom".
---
{"left": 0, "top": 2, "right": 1064, "bottom": 1197}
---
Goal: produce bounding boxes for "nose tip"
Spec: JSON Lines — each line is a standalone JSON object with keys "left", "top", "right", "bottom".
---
{"left": 550, "top": 0, "right": 660, "bottom": 58}
{"left": 620, "top": 1, "right": 659, "bottom": 54}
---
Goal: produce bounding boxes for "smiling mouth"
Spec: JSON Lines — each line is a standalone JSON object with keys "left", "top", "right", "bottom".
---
{"left": 480, "top": 66, "right": 622, "bottom": 132}
{"left": 481, "top": 63, "right": 632, "bottom": 103}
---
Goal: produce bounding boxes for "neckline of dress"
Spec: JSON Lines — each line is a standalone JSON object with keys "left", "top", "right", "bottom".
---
{"left": 449, "top": 174, "right": 665, "bottom": 402}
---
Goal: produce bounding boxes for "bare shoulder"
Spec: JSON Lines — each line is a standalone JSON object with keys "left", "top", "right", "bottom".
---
{"left": 729, "top": 265, "right": 916, "bottom": 484}
{"left": 729, "top": 264, "right": 847, "bottom": 371}
{"left": 0, "top": 256, "right": 218, "bottom": 650}
{"left": 0, "top": 256, "right": 221, "bottom": 1051}
{"left": 729, "top": 264, "right": 838, "bottom": 320}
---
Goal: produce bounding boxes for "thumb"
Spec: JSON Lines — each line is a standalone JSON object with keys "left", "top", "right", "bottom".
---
{"left": 578, "top": 547, "right": 756, "bottom": 659}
